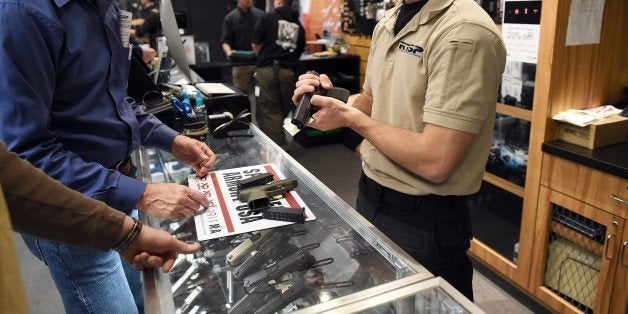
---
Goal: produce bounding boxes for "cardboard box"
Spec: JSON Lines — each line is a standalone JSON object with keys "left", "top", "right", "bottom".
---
{"left": 558, "top": 115, "right": 628, "bottom": 149}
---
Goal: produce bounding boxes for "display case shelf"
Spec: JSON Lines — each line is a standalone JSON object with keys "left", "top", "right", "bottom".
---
{"left": 496, "top": 102, "right": 532, "bottom": 122}
{"left": 483, "top": 172, "right": 525, "bottom": 198}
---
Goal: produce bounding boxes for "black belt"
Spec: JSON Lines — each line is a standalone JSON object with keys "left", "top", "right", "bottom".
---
{"left": 360, "top": 172, "right": 465, "bottom": 209}
{"left": 111, "top": 157, "right": 135, "bottom": 177}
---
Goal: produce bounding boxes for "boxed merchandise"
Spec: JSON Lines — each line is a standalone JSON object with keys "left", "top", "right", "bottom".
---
{"left": 558, "top": 115, "right": 628, "bottom": 149}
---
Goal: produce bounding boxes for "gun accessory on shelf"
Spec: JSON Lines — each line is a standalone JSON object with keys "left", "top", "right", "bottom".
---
{"left": 238, "top": 178, "right": 298, "bottom": 211}
{"left": 212, "top": 110, "right": 253, "bottom": 139}
{"left": 171, "top": 261, "right": 206, "bottom": 295}
{"left": 175, "top": 286, "right": 203, "bottom": 314}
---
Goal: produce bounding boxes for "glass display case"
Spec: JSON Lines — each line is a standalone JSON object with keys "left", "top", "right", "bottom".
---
{"left": 133, "top": 126, "right": 482, "bottom": 313}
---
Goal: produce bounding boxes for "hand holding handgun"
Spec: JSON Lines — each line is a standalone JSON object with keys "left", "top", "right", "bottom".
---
{"left": 290, "top": 71, "right": 350, "bottom": 130}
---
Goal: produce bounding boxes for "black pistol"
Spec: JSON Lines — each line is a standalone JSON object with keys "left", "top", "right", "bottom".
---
{"left": 291, "top": 72, "right": 351, "bottom": 129}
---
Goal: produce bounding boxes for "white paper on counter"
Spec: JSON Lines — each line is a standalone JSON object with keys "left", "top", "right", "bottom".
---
{"left": 566, "top": 0, "right": 605, "bottom": 46}
{"left": 189, "top": 163, "right": 315, "bottom": 241}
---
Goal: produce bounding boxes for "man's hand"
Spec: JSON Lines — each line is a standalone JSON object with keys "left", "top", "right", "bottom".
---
{"left": 131, "top": 18, "right": 145, "bottom": 27}
{"left": 119, "top": 223, "right": 201, "bottom": 272}
{"left": 307, "top": 95, "right": 360, "bottom": 131}
{"left": 171, "top": 135, "right": 215, "bottom": 177}
{"left": 137, "top": 183, "right": 210, "bottom": 219}
{"left": 292, "top": 72, "right": 334, "bottom": 106}
{"left": 141, "top": 47, "right": 157, "bottom": 63}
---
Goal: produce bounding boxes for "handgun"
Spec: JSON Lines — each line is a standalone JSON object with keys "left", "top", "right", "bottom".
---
{"left": 290, "top": 72, "right": 351, "bottom": 130}
{"left": 226, "top": 229, "right": 275, "bottom": 266}
{"left": 242, "top": 249, "right": 333, "bottom": 289}
{"left": 236, "top": 173, "right": 275, "bottom": 191}
{"left": 228, "top": 283, "right": 280, "bottom": 314}
{"left": 233, "top": 232, "right": 296, "bottom": 279}
{"left": 253, "top": 276, "right": 354, "bottom": 314}
{"left": 238, "top": 178, "right": 298, "bottom": 211}
{"left": 242, "top": 249, "right": 313, "bottom": 289}
{"left": 254, "top": 280, "right": 308, "bottom": 314}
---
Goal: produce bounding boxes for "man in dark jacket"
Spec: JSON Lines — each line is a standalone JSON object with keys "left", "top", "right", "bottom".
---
{"left": 252, "top": 0, "right": 305, "bottom": 149}
{"left": 222, "top": 0, "right": 264, "bottom": 96}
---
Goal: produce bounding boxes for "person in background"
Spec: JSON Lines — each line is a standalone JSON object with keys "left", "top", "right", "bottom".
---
{"left": 0, "top": 0, "right": 215, "bottom": 312}
{"left": 221, "top": 0, "right": 265, "bottom": 96}
{"left": 0, "top": 140, "right": 200, "bottom": 312}
{"left": 252, "top": 0, "right": 305, "bottom": 150}
{"left": 292, "top": 0, "right": 506, "bottom": 300}
{"left": 131, "top": 0, "right": 160, "bottom": 49}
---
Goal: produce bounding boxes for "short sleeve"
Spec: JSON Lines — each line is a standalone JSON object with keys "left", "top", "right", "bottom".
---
{"left": 423, "top": 23, "right": 506, "bottom": 134}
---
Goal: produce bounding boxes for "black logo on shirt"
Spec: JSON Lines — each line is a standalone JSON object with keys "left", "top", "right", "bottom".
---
{"left": 398, "top": 41, "right": 423, "bottom": 58}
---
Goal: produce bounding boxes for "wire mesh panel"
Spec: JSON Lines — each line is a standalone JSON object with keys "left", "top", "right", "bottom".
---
{"left": 544, "top": 204, "right": 606, "bottom": 313}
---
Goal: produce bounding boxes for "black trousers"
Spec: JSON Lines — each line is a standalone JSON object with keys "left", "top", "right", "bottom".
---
{"left": 356, "top": 172, "right": 474, "bottom": 300}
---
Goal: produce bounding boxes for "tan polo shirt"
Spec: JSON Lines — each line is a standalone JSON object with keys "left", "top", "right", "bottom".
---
{"left": 360, "top": 0, "right": 506, "bottom": 196}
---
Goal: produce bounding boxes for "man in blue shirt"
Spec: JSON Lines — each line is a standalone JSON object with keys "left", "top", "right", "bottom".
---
{"left": 0, "top": 0, "right": 215, "bottom": 312}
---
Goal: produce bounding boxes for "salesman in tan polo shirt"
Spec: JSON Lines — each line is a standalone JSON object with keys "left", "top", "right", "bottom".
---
{"left": 293, "top": 0, "right": 506, "bottom": 300}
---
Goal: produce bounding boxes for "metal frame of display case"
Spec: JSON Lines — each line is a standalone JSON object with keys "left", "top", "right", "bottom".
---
{"left": 133, "top": 125, "right": 477, "bottom": 313}
{"left": 295, "top": 277, "right": 483, "bottom": 313}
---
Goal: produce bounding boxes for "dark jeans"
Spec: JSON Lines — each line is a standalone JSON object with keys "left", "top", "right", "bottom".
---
{"left": 356, "top": 172, "right": 474, "bottom": 300}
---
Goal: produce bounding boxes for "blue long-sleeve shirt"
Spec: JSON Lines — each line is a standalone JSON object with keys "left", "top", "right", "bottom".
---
{"left": 0, "top": 0, "right": 179, "bottom": 213}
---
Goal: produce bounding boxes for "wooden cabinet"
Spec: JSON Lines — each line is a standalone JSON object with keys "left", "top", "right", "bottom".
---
{"left": 531, "top": 184, "right": 624, "bottom": 313}
{"left": 609, "top": 228, "right": 628, "bottom": 314}
{"left": 534, "top": 154, "right": 627, "bottom": 313}
{"left": 470, "top": 0, "right": 627, "bottom": 297}
{"left": 541, "top": 154, "right": 628, "bottom": 219}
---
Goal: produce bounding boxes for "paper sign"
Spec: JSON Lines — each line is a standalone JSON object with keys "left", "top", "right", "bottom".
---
{"left": 190, "top": 164, "right": 315, "bottom": 241}
{"left": 502, "top": 1, "right": 542, "bottom": 64}
{"left": 566, "top": 0, "right": 605, "bottom": 46}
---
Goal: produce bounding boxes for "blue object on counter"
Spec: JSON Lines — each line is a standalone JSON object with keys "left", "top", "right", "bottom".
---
{"left": 171, "top": 98, "right": 195, "bottom": 117}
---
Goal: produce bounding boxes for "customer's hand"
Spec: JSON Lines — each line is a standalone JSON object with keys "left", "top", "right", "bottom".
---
{"left": 137, "top": 183, "right": 210, "bottom": 219}
{"left": 119, "top": 222, "right": 201, "bottom": 272}
{"left": 171, "top": 135, "right": 215, "bottom": 177}
{"left": 292, "top": 72, "right": 333, "bottom": 106}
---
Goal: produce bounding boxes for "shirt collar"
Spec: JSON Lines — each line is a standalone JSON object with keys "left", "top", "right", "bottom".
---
{"left": 53, "top": 0, "right": 71, "bottom": 7}
{"left": 382, "top": 0, "right": 454, "bottom": 32}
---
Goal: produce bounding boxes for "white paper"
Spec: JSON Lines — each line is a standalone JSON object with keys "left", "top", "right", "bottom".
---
{"left": 190, "top": 164, "right": 315, "bottom": 241}
{"left": 118, "top": 10, "right": 132, "bottom": 48}
{"left": 566, "top": 0, "right": 605, "bottom": 46}
{"left": 196, "top": 83, "right": 236, "bottom": 96}
{"left": 552, "top": 105, "right": 622, "bottom": 127}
